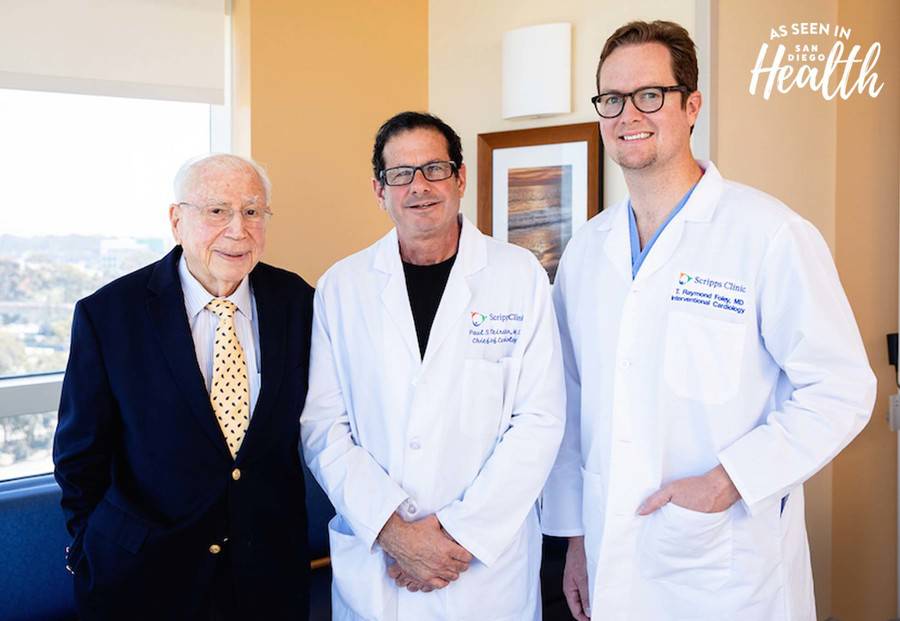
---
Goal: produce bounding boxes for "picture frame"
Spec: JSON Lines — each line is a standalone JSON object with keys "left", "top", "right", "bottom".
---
{"left": 477, "top": 122, "right": 602, "bottom": 282}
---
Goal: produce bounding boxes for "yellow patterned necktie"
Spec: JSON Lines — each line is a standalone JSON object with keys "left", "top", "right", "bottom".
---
{"left": 206, "top": 298, "right": 250, "bottom": 459}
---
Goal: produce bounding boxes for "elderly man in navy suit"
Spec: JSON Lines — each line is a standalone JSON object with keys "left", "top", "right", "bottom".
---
{"left": 53, "top": 154, "right": 313, "bottom": 620}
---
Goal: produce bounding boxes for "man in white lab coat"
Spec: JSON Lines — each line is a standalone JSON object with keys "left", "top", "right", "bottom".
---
{"left": 301, "top": 111, "right": 565, "bottom": 620}
{"left": 542, "top": 20, "right": 876, "bottom": 621}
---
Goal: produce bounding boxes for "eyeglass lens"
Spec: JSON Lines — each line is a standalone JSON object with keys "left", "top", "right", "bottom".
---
{"left": 383, "top": 162, "right": 454, "bottom": 186}
{"left": 597, "top": 87, "right": 666, "bottom": 117}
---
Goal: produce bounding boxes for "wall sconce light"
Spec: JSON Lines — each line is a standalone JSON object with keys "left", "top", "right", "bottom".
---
{"left": 502, "top": 22, "right": 572, "bottom": 119}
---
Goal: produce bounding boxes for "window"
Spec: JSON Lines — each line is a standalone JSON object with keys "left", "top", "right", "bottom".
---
{"left": 0, "top": 89, "right": 221, "bottom": 480}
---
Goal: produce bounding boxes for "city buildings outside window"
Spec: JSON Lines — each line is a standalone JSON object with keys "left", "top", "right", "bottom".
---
{"left": 0, "top": 88, "right": 214, "bottom": 480}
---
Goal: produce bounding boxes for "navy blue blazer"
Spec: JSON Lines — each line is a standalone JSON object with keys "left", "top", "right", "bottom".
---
{"left": 53, "top": 246, "right": 313, "bottom": 620}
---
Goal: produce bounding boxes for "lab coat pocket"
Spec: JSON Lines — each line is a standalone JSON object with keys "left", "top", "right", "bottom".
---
{"left": 328, "top": 514, "right": 393, "bottom": 620}
{"left": 461, "top": 358, "right": 505, "bottom": 440}
{"left": 663, "top": 311, "right": 746, "bottom": 404}
{"left": 639, "top": 502, "right": 733, "bottom": 592}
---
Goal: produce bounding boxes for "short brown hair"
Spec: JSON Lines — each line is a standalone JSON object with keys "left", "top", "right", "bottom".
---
{"left": 597, "top": 20, "right": 698, "bottom": 102}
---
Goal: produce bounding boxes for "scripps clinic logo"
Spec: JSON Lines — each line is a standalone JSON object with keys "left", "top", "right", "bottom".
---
{"left": 749, "top": 21, "right": 884, "bottom": 101}
{"left": 676, "top": 272, "right": 747, "bottom": 294}
{"left": 470, "top": 311, "right": 524, "bottom": 327}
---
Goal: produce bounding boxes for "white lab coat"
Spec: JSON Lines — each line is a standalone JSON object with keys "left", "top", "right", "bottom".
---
{"left": 542, "top": 161, "right": 875, "bottom": 621}
{"left": 301, "top": 216, "right": 565, "bottom": 621}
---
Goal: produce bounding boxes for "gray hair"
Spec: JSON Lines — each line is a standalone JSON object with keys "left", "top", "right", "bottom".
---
{"left": 173, "top": 153, "right": 272, "bottom": 205}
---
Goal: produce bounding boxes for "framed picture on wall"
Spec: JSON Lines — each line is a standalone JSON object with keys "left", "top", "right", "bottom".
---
{"left": 477, "top": 122, "right": 602, "bottom": 282}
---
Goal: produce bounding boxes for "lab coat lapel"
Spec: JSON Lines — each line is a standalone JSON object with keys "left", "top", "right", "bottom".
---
{"left": 627, "top": 161, "right": 726, "bottom": 283}
{"left": 374, "top": 228, "right": 420, "bottom": 362}
{"left": 632, "top": 219, "right": 686, "bottom": 283}
{"left": 421, "top": 217, "right": 483, "bottom": 369}
{"left": 602, "top": 202, "right": 633, "bottom": 283}
{"left": 683, "top": 161, "right": 726, "bottom": 223}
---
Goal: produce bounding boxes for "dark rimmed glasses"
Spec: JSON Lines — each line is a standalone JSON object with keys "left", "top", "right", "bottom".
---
{"left": 380, "top": 161, "right": 457, "bottom": 186}
{"left": 591, "top": 85, "right": 689, "bottom": 119}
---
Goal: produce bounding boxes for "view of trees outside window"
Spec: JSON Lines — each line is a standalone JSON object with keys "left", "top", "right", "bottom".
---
{"left": 0, "top": 236, "right": 166, "bottom": 377}
{"left": 0, "top": 88, "right": 211, "bottom": 480}
{"left": 0, "top": 411, "right": 56, "bottom": 480}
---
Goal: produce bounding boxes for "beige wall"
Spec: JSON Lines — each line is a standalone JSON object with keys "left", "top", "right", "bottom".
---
{"left": 428, "top": 0, "right": 698, "bottom": 220}
{"left": 233, "top": 0, "right": 429, "bottom": 284}
{"left": 717, "top": 1, "right": 899, "bottom": 619}
{"left": 831, "top": 1, "right": 899, "bottom": 618}
{"left": 716, "top": 0, "right": 839, "bottom": 246}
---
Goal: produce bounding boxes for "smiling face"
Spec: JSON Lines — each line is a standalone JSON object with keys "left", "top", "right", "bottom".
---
{"left": 373, "top": 127, "right": 466, "bottom": 251}
{"left": 169, "top": 158, "right": 267, "bottom": 296}
{"left": 597, "top": 42, "right": 700, "bottom": 174}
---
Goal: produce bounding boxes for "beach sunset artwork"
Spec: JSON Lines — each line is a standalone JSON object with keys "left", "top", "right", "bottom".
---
{"left": 507, "top": 165, "right": 572, "bottom": 282}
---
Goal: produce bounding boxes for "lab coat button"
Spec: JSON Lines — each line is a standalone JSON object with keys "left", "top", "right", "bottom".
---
{"left": 409, "top": 439, "right": 421, "bottom": 450}
{"left": 407, "top": 503, "right": 418, "bottom": 515}
{"left": 618, "top": 359, "right": 631, "bottom": 370}
{"left": 231, "top": 468, "right": 241, "bottom": 481}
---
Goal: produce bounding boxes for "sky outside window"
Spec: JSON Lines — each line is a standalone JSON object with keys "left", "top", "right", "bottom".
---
{"left": 0, "top": 88, "right": 211, "bottom": 380}
{"left": 0, "top": 88, "right": 212, "bottom": 479}
{"left": 0, "top": 89, "right": 209, "bottom": 239}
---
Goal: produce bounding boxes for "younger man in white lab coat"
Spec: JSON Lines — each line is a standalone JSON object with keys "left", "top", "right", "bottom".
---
{"left": 542, "top": 20, "right": 876, "bottom": 621}
{"left": 301, "top": 111, "right": 565, "bottom": 620}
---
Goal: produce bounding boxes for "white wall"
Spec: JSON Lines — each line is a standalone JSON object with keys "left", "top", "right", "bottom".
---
{"left": 429, "top": 0, "right": 698, "bottom": 219}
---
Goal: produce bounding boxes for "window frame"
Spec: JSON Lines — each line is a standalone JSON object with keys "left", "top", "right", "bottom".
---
{"left": 0, "top": 8, "right": 233, "bottom": 482}
{"left": 0, "top": 374, "right": 63, "bottom": 420}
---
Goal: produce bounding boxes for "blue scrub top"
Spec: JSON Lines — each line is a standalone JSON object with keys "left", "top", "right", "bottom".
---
{"left": 628, "top": 182, "right": 699, "bottom": 279}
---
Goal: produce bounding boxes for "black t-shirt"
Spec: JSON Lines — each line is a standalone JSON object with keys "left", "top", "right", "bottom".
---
{"left": 403, "top": 253, "right": 457, "bottom": 359}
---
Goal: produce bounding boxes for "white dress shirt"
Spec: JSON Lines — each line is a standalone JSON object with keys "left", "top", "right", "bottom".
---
{"left": 178, "top": 256, "right": 261, "bottom": 417}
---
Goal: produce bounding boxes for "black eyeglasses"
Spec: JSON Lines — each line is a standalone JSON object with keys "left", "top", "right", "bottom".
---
{"left": 380, "top": 161, "right": 457, "bottom": 186}
{"left": 591, "top": 85, "right": 689, "bottom": 118}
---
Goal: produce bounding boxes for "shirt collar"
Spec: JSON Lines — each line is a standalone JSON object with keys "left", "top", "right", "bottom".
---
{"left": 178, "top": 255, "right": 253, "bottom": 320}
